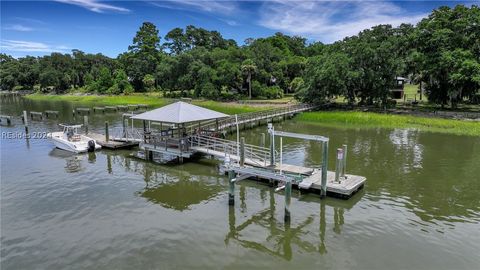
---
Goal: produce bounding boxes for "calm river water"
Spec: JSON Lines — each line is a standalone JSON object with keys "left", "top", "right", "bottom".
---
{"left": 1, "top": 95, "right": 479, "bottom": 269}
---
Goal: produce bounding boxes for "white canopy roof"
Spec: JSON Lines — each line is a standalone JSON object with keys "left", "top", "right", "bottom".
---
{"left": 130, "top": 101, "right": 229, "bottom": 124}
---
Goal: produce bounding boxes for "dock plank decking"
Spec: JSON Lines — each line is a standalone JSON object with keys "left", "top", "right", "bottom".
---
{"left": 88, "top": 132, "right": 139, "bottom": 149}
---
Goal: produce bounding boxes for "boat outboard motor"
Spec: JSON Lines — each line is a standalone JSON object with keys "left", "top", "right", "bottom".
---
{"left": 87, "top": 140, "right": 96, "bottom": 152}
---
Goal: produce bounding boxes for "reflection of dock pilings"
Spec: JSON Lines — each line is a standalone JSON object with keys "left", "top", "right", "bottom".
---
{"left": 224, "top": 187, "right": 346, "bottom": 260}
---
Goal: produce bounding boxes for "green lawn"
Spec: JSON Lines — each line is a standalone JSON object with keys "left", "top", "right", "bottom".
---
{"left": 26, "top": 94, "right": 272, "bottom": 115}
{"left": 297, "top": 111, "right": 480, "bottom": 137}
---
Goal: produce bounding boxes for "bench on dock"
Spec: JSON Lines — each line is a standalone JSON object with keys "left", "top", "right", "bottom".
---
{"left": 45, "top": 110, "right": 59, "bottom": 118}
{"left": 117, "top": 105, "right": 128, "bottom": 111}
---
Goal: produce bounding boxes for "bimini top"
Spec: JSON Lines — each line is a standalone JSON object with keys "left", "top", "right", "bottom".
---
{"left": 130, "top": 101, "right": 229, "bottom": 124}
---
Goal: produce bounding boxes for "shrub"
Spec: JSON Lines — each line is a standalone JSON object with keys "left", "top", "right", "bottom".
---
{"left": 251, "top": 80, "right": 263, "bottom": 97}
{"left": 200, "top": 83, "right": 218, "bottom": 99}
{"left": 265, "top": 86, "right": 284, "bottom": 99}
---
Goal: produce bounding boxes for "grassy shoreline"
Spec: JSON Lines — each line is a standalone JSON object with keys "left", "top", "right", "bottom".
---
{"left": 296, "top": 111, "right": 480, "bottom": 137}
{"left": 25, "top": 94, "right": 273, "bottom": 115}
{"left": 26, "top": 94, "right": 479, "bottom": 136}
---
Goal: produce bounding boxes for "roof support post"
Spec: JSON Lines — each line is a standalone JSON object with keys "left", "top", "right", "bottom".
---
{"left": 143, "top": 120, "right": 147, "bottom": 143}
{"left": 268, "top": 123, "right": 275, "bottom": 167}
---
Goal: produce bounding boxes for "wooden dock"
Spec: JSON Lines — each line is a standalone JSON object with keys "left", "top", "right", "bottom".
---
{"left": 88, "top": 132, "right": 139, "bottom": 149}
{"left": 93, "top": 107, "right": 105, "bottom": 113}
{"left": 30, "top": 111, "right": 43, "bottom": 119}
{"left": 0, "top": 115, "right": 12, "bottom": 125}
{"left": 45, "top": 110, "right": 59, "bottom": 118}
{"left": 75, "top": 108, "right": 91, "bottom": 114}
{"left": 199, "top": 104, "right": 315, "bottom": 133}
{"left": 298, "top": 170, "right": 365, "bottom": 197}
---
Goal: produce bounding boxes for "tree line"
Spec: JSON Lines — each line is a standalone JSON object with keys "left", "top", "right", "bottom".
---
{"left": 1, "top": 5, "right": 479, "bottom": 108}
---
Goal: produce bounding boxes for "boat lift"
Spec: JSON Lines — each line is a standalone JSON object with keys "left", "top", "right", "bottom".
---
{"left": 225, "top": 123, "right": 331, "bottom": 222}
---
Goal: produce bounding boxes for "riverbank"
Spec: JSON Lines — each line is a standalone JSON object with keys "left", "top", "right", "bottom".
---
{"left": 25, "top": 94, "right": 479, "bottom": 136}
{"left": 25, "top": 94, "right": 273, "bottom": 115}
{"left": 297, "top": 111, "right": 480, "bottom": 137}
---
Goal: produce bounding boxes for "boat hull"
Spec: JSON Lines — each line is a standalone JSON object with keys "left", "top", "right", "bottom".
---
{"left": 48, "top": 132, "right": 101, "bottom": 153}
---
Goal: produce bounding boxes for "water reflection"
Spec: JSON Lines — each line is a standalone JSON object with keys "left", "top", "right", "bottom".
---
{"left": 225, "top": 186, "right": 358, "bottom": 261}
{"left": 104, "top": 154, "right": 226, "bottom": 211}
{"left": 248, "top": 121, "right": 480, "bottom": 226}
{"left": 48, "top": 148, "right": 83, "bottom": 173}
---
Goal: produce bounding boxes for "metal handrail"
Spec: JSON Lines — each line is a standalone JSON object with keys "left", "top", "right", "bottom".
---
{"left": 200, "top": 103, "right": 315, "bottom": 131}
{"left": 189, "top": 134, "right": 274, "bottom": 166}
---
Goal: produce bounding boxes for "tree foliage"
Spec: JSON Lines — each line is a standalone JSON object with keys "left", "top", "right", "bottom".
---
{"left": 1, "top": 5, "right": 479, "bottom": 107}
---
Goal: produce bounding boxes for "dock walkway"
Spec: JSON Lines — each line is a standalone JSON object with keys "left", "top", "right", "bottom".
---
{"left": 189, "top": 134, "right": 365, "bottom": 198}
{"left": 88, "top": 132, "right": 139, "bottom": 149}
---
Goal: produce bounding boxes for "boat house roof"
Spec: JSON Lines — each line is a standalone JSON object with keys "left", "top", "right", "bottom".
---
{"left": 130, "top": 101, "right": 229, "bottom": 124}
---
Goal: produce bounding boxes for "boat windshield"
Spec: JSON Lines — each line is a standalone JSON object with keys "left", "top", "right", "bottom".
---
{"left": 59, "top": 124, "right": 82, "bottom": 134}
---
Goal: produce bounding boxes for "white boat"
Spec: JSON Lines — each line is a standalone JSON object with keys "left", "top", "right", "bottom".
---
{"left": 47, "top": 124, "right": 101, "bottom": 153}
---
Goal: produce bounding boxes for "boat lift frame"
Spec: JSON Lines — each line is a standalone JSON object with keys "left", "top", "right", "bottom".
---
{"left": 226, "top": 124, "right": 330, "bottom": 222}
{"left": 267, "top": 123, "right": 329, "bottom": 198}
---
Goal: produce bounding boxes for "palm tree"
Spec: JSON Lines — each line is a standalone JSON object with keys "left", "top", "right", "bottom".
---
{"left": 241, "top": 59, "right": 257, "bottom": 99}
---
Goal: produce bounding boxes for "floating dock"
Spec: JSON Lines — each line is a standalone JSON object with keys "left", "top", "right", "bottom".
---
{"left": 88, "top": 132, "right": 139, "bottom": 149}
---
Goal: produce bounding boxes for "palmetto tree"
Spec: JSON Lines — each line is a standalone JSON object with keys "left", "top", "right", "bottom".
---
{"left": 241, "top": 59, "right": 257, "bottom": 99}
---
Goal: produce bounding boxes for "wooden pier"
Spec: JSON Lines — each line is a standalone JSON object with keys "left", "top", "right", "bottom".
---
{"left": 199, "top": 104, "right": 315, "bottom": 133}
{"left": 30, "top": 111, "right": 43, "bottom": 120}
{"left": 88, "top": 132, "right": 139, "bottom": 149}
{"left": 93, "top": 107, "right": 105, "bottom": 113}
{"left": 45, "top": 110, "right": 59, "bottom": 118}
{"left": 75, "top": 108, "right": 91, "bottom": 114}
{"left": 0, "top": 115, "right": 12, "bottom": 125}
{"left": 105, "top": 106, "right": 118, "bottom": 112}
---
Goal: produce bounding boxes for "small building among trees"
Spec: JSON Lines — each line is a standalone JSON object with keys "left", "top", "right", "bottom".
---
{"left": 390, "top": 76, "right": 407, "bottom": 99}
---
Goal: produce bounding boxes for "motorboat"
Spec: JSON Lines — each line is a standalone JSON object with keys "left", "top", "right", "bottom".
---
{"left": 47, "top": 124, "right": 101, "bottom": 153}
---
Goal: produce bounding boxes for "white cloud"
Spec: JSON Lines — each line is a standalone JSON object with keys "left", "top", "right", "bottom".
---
{"left": 149, "top": 0, "right": 238, "bottom": 15}
{"left": 14, "top": 17, "right": 47, "bottom": 25}
{"left": 0, "top": 40, "right": 71, "bottom": 53}
{"left": 3, "top": 24, "right": 34, "bottom": 32}
{"left": 259, "top": 1, "right": 428, "bottom": 43}
{"left": 220, "top": 19, "right": 239, "bottom": 26}
{"left": 55, "top": 0, "right": 130, "bottom": 13}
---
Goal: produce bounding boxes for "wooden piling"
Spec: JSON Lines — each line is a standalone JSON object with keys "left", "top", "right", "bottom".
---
{"left": 342, "top": 144, "right": 347, "bottom": 177}
{"left": 23, "top": 110, "right": 29, "bottom": 134}
{"left": 83, "top": 115, "right": 89, "bottom": 134}
{"left": 228, "top": 170, "right": 235, "bottom": 205}
{"left": 260, "top": 133, "right": 265, "bottom": 148}
{"left": 240, "top": 137, "right": 245, "bottom": 166}
{"left": 285, "top": 180, "right": 292, "bottom": 222}
{"left": 105, "top": 121, "right": 109, "bottom": 141}
{"left": 320, "top": 141, "right": 328, "bottom": 198}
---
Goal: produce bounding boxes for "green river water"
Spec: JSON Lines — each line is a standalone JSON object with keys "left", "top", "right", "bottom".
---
{"left": 1, "top": 95, "right": 479, "bottom": 269}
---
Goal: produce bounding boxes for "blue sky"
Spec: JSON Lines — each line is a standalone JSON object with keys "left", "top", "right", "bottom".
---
{"left": 1, "top": 1, "right": 477, "bottom": 58}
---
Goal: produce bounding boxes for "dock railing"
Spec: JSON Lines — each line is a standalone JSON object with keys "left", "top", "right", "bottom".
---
{"left": 111, "top": 127, "right": 143, "bottom": 142}
{"left": 199, "top": 103, "right": 316, "bottom": 132}
{"left": 189, "top": 134, "right": 276, "bottom": 167}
